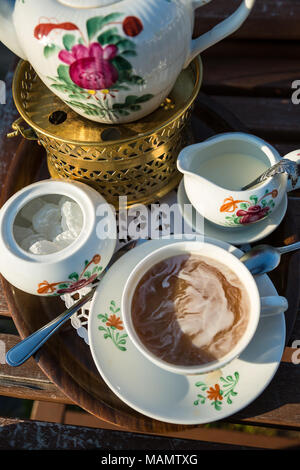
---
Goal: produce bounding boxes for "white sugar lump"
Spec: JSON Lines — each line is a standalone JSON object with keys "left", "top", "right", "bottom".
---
{"left": 29, "top": 240, "right": 58, "bottom": 255}
{"left": 58, "top": 196, "right": 73, "bottom": 209}
{"left": 48, "top": 222, "right": 63, "bottom": 242}
{"left": 15, "top": 195, "right": 83, "bottom": 254}
{"left": 13, "top": 225, "right": 34, "bottom": 244}
{"left": 61, "top": 201, "right": 83, "bottom": 237}
{"left": 53, "top": 231, "right": 76, "bottom": 250}
{"left": 20, "top": 198, "right": 45, "bottom": 222}
{"left": 32, "top": 203, "right": 61, "bottom": 238}
{"left": 20, "top": 234, "right": 44, "bottom": 252}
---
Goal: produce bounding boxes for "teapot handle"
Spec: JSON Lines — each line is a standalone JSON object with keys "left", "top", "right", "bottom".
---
{"left": 186, "top": 0, "right": 256, "bottom": 67}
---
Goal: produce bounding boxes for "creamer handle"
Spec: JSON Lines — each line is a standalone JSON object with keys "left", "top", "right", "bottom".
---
{"left": 0, "top": 1, "right": 27, "bottom": 60}
{"left": 186, "top": 0, "right": 256, "bottom": 67}
{"left": 282, "top": 150, "right": 300, "bottom": 193}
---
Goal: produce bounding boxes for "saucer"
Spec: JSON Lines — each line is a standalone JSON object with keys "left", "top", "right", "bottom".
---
{"left": 177, "top": 180, "right": 288, "bottom": 245}
{"left": 88, "top": 236, "right": 285, "bottom": 425}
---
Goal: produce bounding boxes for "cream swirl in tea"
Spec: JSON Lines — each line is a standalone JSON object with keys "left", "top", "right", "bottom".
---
{"left": 131, "top": 255, "right": 250, "bottom": 366}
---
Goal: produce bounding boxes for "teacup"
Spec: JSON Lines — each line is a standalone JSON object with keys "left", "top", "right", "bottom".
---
{"left": 177, "top": 132, "right": 300, "bottom": 228}
{"left": 122, "top": 241, "right": 288, "bottom": 375}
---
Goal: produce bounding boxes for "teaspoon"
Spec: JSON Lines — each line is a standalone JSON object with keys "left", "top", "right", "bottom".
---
{"left": 5, "top": 240, "right": 137, "bottom": 367}
{"left": 240, "top": 241, "right": 300, "bottom": 275}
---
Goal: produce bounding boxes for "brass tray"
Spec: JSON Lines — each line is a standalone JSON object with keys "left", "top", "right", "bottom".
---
{"left": 3, "top": 93, "right": 297, "bottom": 432}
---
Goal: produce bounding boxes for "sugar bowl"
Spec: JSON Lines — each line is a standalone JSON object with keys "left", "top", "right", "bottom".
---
{"left": 0, "top": 179, "right": 116, "bottom": 296}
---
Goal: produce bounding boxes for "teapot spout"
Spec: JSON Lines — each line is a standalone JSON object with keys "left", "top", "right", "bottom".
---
{"left": 0, "top": 1, "right": 26, "bottom": 60}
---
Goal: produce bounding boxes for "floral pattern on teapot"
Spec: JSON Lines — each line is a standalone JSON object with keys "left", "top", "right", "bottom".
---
{"left": 34, "top": 13, "right": 154, "bottom": 120}
{"left": 220, "top": 189, "right": 278, "bottom": 226}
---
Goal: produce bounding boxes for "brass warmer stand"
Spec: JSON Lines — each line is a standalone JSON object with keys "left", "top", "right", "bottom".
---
{"left": 9, "top": 58, "right": 202, "bottom": 208}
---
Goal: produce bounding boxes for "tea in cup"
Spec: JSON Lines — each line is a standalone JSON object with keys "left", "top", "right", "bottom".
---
{"left": 122, "top": 241, "right": 288, "bottom": 375}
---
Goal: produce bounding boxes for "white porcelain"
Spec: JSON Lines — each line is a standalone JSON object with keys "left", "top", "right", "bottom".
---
{"left": 177, "top": 132, "right": 300, "bottom": 228}
{"left": 121, "top": 240, "right": 288, "bottom": 375}
{"left": 0, "top": 0, "right": 255, "bottom": 123}
{"left": 177, "top": 179, "right": 288, "bottom": 245}
{"left": 88, "top": 236, "right": 286, "bottom": 425}
{"left": 0, "top": 179, "right": 116, "bottom": 296}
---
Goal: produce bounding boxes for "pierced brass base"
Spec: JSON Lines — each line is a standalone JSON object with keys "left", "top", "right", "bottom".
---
{"left": 11, "top": 58, "right": 202, "bottom": 208}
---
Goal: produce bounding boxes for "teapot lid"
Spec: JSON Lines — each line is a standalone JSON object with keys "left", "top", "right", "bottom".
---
{"left": 57, "top": 0, "right": 123, "bottom": 7}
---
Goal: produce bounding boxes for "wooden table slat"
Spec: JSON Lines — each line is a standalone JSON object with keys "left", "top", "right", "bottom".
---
{"left": 208, "top": 95, "right": 300, "bottom": 141}
{"left": 202, "top": 40, "right": 300, "bottom": 98}
{"left": 0, "top": 334, "right": 71, "bottom": 404}
{"left": 0, "top": 333, "right": 300, "bottom": 430}
{"left": 0, "top": 417, "right": 277, "bottom": 451}
{"left": 195, "top": 0, "right": 300, "bottom": 40}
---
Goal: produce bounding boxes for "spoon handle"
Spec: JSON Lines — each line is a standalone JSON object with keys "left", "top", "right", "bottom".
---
{"left": 277, "top": 241, "right": 300, "bottom": 255}
{"left": 6, "top": 288, "right": 95, "bottom": 367}
{"left": 5, "top": 241, "right": 138, "bottom": 367}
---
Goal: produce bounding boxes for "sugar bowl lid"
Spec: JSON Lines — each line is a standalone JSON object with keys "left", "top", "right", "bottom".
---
{"left": 57, "top": 0, "right": 123, "bottom": 8}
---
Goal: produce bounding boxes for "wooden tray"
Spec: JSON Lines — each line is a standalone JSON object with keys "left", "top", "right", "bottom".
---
{"left": 1, "top": 93, "right": 299, "bottom": 433}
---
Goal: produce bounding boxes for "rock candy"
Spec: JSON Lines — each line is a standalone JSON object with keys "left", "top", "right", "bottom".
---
{"left": 15, "top": 195, "right": 83, "bottom": 255}
{"left": 61, "top": 201, "right": 83, "bottom": 238}
{"left": 32, "top": 203, "right": 61, "bottom": 238}
{"left": 20, "top": 198, "right": 45, "bottom": 223}
{"left": 20, "top": 234, "right": 44, "bottom": 252}
{"left": 58, "top": 196, "right": 73, "bottom": 209}
{"left": 29, "top": 239, "right": 58, "bottom": 255}
{"left": 53, "top": 230, "right": 76, "bottom": 250}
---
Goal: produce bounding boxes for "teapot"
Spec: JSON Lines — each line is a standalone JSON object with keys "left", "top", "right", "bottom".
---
{"left": 0, "top": 0, "right": 255, "bottom": 124}
{"left": 177, "top": 132, "right": 300, "bottom": 228}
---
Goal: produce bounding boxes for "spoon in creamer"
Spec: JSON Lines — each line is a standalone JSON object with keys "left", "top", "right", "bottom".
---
{"left": 241, "top": 158, "right": 299, "bottom": 190}
{"left": 240, "top": 241, "right": 300, "bottom": 275}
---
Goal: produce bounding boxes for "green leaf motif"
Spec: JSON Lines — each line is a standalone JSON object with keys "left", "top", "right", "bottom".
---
{"left": 195, "top": 381, "right": 208, "bottom": 392}
{"left": 97, "top": 301, "right": 128, "bottom": 352}
{"left": 44, "top": 44, "right": 60, "bottom": 58}
{"left": 63, "top": 34, "right": 76, "bottom": 51}
{"left": 57, "top": 64, "right": 74, "bottom": 85}
{"left": 68, "top": 272, "right": 79, "bottom": 282}
{"left": 98, "top": 313, "right": 109, "bottom": 323}
{"left": 112, "top": 55, "right": 133, "bottom": 72}
{"left": 58, "top": 283, "right": 69, "bottom": 289}
{"left": 249, "top": 195, "right": 258, "bottom": 204}
{"left": 66, "top": 93, "right": 153, "bottom": 119}
{"left": 212, "top": 400, "right": 222, "bottom": 411}
{"left": 194, "top": 372, "right": 240, "bottom": 411}
{"left": 116, "top": 39, "right": 136, "bottom": 54}
{"left": 87, "top": 13, "right": 123, "bottom": 40}
{"left": 97, "top": 28, "right": 120, "bottom": 46}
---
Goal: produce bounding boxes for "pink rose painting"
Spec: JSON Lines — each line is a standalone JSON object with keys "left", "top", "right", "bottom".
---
{"left": 220, "top": 190, "right": 278, "bottom": 226}
{"left": 235, "top": 205, "right": 270, "bottom": 224}
{"left": 34, "top": 13, "right": 153, "bottom": 119}
{"left": 58, "top": 43, "right": 119, "bottom": 90}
